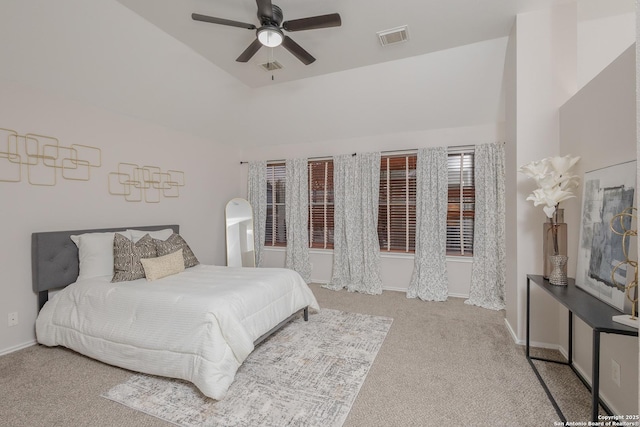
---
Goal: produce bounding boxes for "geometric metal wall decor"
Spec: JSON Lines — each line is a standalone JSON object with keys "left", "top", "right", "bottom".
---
{"left": 0, "top": 127, "right": 101, "bottom": 185}
{"left": 108, "top": 162, "right": 185, "bottom": 203}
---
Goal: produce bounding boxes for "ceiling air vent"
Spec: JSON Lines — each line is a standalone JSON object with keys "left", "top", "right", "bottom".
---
{"left": 377, "top": 25, "right": 409, "bottom": 47}
{"left": 260, "top": 61, "right": 284, "bottom": 72}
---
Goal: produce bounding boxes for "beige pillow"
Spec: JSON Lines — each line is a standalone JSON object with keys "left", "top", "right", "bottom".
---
{"left": 140, "top": 249, "right": 185, "bottom": 281}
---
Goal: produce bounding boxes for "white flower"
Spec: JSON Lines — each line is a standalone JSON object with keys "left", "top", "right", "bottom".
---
{"left": 548, "top": 155, "right": 580, "bottom": 176}
{"left": 519, "top": 159, "right": 548, "bottom": 181}
{"left": 519, "top": 155, "right": 581, "bottom": 218}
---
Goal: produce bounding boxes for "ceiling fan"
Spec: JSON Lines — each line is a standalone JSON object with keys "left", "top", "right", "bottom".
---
{"left": 192, "top": 0, "right": 341, "bottom": 65}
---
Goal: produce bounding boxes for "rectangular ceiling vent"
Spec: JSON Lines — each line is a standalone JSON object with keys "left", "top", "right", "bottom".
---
{"left": 260, "top": 61, "right": 284, "bottom": 72}
{"left": 377, "top": 25, "right": 409, "bottom": 47}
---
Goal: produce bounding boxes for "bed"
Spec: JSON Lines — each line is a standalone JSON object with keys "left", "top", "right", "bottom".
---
{"left": 32, "top": 224, "right": 319, "bottom": 400}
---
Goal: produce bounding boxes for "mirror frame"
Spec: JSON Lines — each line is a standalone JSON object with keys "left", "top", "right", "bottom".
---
{"left": 225, "top": 198, "right": 256, "bottom": 267}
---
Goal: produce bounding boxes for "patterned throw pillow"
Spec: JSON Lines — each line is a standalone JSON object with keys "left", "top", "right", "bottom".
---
{"left": 154, "top": 233, "right": 199, "bottom": 268}
{"left": 112, "top": 233, "right": 157, "bottom": 282}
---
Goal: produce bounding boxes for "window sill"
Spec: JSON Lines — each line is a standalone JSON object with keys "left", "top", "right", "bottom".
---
{"left": 263, "top": 246, "right": 472, "bottom": 262}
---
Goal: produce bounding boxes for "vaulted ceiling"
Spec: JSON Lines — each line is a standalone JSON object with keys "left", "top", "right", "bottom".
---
{"left": 116, "top": 0, "right": 569, "bottom": 88}
{"left": 2, "top": 0, "right": 575, "bottom": 148}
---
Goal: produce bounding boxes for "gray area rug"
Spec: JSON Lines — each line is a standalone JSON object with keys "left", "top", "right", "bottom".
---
{"left": 102, "top": 309, "right": 393, "bottom": 427}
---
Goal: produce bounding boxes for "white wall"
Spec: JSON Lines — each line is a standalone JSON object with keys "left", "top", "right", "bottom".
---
{"left": 559, "top": 43, "right": 638, "bottom": 416}
{"left": 503, "top": 21, "right": 519, "bottom": 340}
{"left": 577, "top": 0, "right": 635, "bottom": 89}
{"left": 0, "top": 0, "right": 249, "bottom": 145}
{"left": 511, "top": 3, "right": 578, "bottom": 347}
{"left": 240, "top": 37, "right": 508, "bottom": 148}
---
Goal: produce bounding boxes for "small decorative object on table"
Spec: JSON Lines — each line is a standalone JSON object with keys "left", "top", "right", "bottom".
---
{"left": 548, "top": 254, "right": 568, "bottom": 286}
{"left": 610, "top": 207, "right": 639, "bottom": 329}
{"left": 543, "top": 209, "right": 567, "bottom": 279}
{"left": 520, "top": 155, "right": 581, "bottom": 286}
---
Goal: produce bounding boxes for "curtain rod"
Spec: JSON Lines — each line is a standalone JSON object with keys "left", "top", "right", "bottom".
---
{"left": 240, "top": 154, "right": 337, "bottom": 165}
{"left": 240, "top": 142, "right": 488, "bottom": 164}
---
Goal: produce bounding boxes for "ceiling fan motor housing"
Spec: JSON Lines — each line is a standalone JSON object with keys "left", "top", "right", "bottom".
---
{"left": 261, "top": 4, "right": 283, "bottom": 26}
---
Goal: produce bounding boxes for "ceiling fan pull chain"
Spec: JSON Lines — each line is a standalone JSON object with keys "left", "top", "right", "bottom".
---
{"left": 270, "top": 48, "right": 275, "bottom": 81}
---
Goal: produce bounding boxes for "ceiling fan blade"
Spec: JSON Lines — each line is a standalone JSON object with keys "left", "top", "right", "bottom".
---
{"left": 256, "top": 0, "right": 274, "bottom": 20}
{"left": 282, "top": 13, "right": 341, "bottom": 32}
{"left": 236, "top": 38, "right": 263, "bottom": 62}
{"left": 192, "top": 13, "right": 256, "bottom": 30}
{"left": 281, "top": 36, "right": 315, "bottom": 65}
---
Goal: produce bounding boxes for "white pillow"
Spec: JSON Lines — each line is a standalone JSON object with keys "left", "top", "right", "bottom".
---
{"left": 128, "top": 228, "right": 174, "bottom": 243}
{"left": 140, "top": 249, "right": 185, "bottom": 281}
{"left": 70, "top": 231, "right": 131, "bottom": 280}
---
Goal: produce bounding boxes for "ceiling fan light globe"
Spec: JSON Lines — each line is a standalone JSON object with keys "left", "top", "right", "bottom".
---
{"left": 257, "top": 26, "right": 283, "bottom": 47}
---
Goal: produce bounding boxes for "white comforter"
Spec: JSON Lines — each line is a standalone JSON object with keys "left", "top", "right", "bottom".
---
{"left": 36, "top": 265, "right": 319, "bottom": 399}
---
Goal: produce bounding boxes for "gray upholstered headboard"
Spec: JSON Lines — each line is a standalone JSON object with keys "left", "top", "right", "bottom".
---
{"left": 31, "top": 224, "right": 179, "bottom": 309}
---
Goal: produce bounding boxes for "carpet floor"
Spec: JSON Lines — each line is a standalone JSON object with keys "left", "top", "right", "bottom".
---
{"left": 0, "top": 284, "right": 606, "bottom": 426}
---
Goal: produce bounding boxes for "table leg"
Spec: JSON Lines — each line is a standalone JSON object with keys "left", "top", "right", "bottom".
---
{"left": 591, "top": 329, "right": 600, "bottom": 422}
{"left": 568, "top": 311, "right": 573, "bottom": 364}
{"left": 526, "top": 277, "right": 531, "bottom": 358}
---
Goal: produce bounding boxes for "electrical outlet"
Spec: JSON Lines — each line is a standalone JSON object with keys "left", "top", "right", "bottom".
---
{"left": 611, "top": 359, "right": 621, "bottom": 387}
{"left": 7, "top": 312, "right": 18, "bottom": 327}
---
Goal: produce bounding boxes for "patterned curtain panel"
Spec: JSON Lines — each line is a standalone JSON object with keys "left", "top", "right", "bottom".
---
{"left": 247, "top": 161, "right": 267, "bottom": 267}
{"left": 466, "top": 142, "right": 506, "bottom": 310}
{"left": 324, "top": 152, "right": 383, "bottom": 294}
{"left": 407, "top": 147, "right": 449, "bottom": 301}
{"left": 285, "top": 158, "right": 312, "bottom": 283}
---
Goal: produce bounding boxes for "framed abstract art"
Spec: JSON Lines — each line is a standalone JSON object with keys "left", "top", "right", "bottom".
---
{"left": 576, "top": 160, "right": 637, "bottom": 313}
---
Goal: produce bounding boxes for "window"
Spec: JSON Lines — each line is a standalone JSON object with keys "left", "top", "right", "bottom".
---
{"left": 265, "top": 163, "right": 286, "bottom": 247}
{"left": 263, "top": 148, "right": 474, "bottom": 256}
{"left": 446, "top": 150, "right": 475, "bottom": 255}
{"left": 308, "top": 160, "right": 334, "bottom": 249}
{"left": 378, "top": 155, "right": 416, "bottom": 252}
{"left": 377, "top": 150, "right": 474, "bottom": 255}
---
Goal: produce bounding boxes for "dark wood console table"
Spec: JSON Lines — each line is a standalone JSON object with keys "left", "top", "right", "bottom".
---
{"left": 526, "top": 274, "right": 638, "bottom": 422}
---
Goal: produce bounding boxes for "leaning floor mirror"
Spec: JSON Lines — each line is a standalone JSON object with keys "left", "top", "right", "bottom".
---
{"left": 225, "top": 198, "right": 256, "bottom": 267}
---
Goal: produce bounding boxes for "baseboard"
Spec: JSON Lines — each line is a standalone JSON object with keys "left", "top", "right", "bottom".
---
{"left": 313, "top": 282, "right": 469, "bottom": 299}
{"left": 447, "top": 292, "right": 469, "bottom": 299}
{"left": 504, "top": 318, "right": 519, "bottom": 344}
{"left": 383, "top": 286, "right": 406, "bottom": 293}
{"left": 379, "top": 286, "right": 468, "bottom": 299}
{"left": 504, "top": 318, "right": 560, "bottom": 350}
{"left": 0, "top": 340, "right": 36, "bottom": 356}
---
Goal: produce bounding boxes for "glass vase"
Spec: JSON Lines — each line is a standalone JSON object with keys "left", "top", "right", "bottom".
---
{"left": 543, "top": 209, "right": 567, "bottom": 279}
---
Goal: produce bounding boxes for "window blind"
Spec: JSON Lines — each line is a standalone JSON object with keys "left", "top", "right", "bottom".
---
{"left": 308, "top": 160, "right": 334, "bottom": 249}
{"left": 446, "top": 149, "right": 475, "bottom": 255}
{"left": 378, "top": 155, "right": 417, "bottom": 253}
{"left": 265, "top": 163, "right": 286, "bottom": 247}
